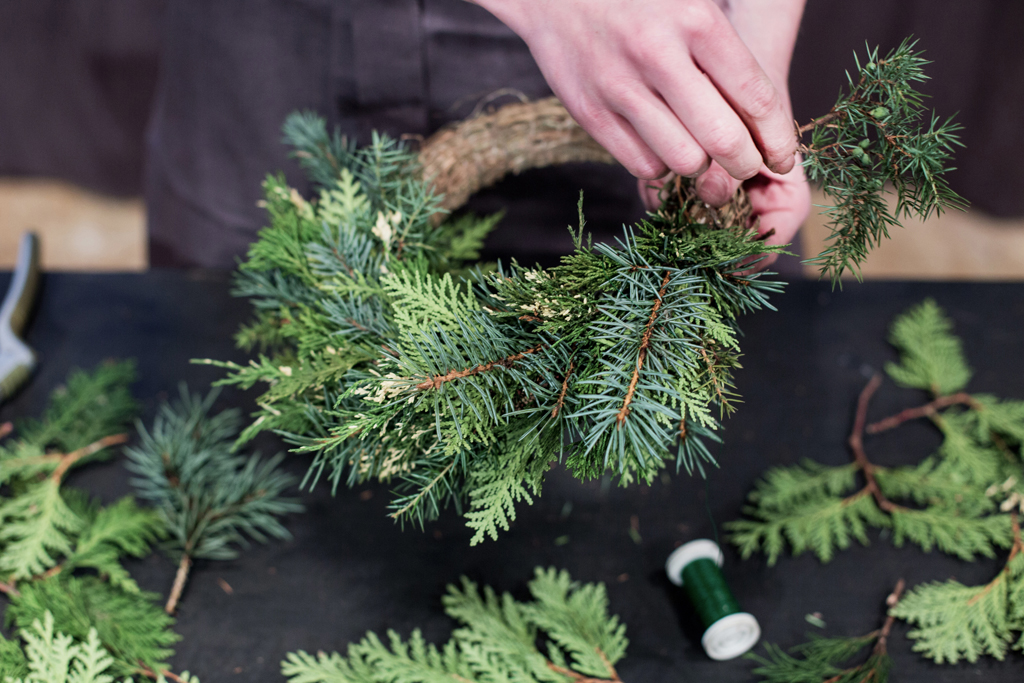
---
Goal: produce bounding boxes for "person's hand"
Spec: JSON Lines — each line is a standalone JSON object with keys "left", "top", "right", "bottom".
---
{"left": 471, "top": 0, "right": 799, "bottom": 186}
{"left": 639, "top": 158, "right": 811, "bottom": 265}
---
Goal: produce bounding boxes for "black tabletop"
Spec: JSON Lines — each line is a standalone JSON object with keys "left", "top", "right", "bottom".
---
{"left": 2, "top": 270, "right": 1023, "bottom": 682}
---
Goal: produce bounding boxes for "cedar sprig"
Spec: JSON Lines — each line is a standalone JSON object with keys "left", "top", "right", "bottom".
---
{"left": 730, "top": 300, "right": 1024, "bottom": 664}
{"left": 281, "top": 567, "right": 627, "bottom": 683}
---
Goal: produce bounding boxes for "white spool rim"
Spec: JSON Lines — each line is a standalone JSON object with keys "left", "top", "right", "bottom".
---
{"left": 701, "top": 612, "right": 761, "bottom": 661}
{"left": 665, "top": 539, "right": 723, "bottom": 586}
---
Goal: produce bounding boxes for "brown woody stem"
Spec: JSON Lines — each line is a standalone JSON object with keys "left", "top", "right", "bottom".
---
{"left": 617, "top": 270, "right": 671, "bottom": 426}
{"left": 165, "top": 554, "right": 193, "bottom": 615}
{"left": 415, "top": 344, "right": 546, "bottom": 391}
{"left": 0, "top": 580, "right": 19, "bottom": 598}
{"left": 50, "top": 433, "right": 130, "bottom": 483}
{"left": 0, "top": 422, "right": 12, "bottom": 440}
{"left": 874, "top": 578, "right": 906, "bottom": 656}
{"left": 848, "top": 375, "right": 899, "bottom": 513}
{"left": 551, "top": 359, "right": 575, "bottom": 419}
{"left": 797, "top": 111, "right": 842, "bottom": 135}
{"left": 866, "top": 392, "right": 981, "bottom": 434}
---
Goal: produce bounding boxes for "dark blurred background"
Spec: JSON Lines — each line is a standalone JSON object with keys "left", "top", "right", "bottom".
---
{"left": 1, "top": 0, "right": 1022, "bottom": 273}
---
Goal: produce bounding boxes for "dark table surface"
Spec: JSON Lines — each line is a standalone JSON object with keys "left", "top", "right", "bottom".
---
{"left": 2, "top": 270, "right": 1023, "bottom": 682}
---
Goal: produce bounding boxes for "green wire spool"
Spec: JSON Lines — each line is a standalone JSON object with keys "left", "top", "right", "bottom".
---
{"left": 665, "top": 539, "right": 760, "bottom": 660}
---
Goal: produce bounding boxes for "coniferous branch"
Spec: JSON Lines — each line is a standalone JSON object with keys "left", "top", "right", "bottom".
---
{"left": 210, "top": 39, "right": 959, "bottom": 542}
{"left": 732, "top": 300, "right": 1024, "bottom": 665}
{"left": 281, "top": 567, "right": 627, "bottom": 683}
{"left": 124, "top": 386, "right": 303, "bottom": 614}
{"left": 750, "top": 579, "right": 904, "bottom": 683}
{"left": 0, "top": 364, "right": 201, "bottom": 682}
{"left": 798, "top": 38, "right": 968, "bottom": 283}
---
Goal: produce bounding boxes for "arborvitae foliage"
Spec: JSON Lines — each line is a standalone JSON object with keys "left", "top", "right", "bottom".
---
{"left": 206, "top": 41, "right": 961, "bottom": 544}
{"left": 729, "top": 300, "right": 1024, "bottom": 664}
{"left": 124, "top": 387, "right": 303, "bottom": 614}
{"left": 799, "top": 38, "right": 967, "bottom": 282}
{"left": 0, "top": 612, "right": 198, "bottom": 683}
{"left": 281, "top": 567, "right": 627, "bottom": 683}
{"left": 750, "top": 581, "right": 903, "bottom": 683}
{"left": 0, "top": 363, "right": 185, "bottom": 679}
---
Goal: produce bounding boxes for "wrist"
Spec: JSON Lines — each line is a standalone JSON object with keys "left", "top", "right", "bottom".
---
{"left": 466, "top": 0, "right": 534, "bottom": 36}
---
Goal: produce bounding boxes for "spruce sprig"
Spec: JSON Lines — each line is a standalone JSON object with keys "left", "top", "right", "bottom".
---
{"left": 281, "top": 567, "right": 627, "bottom": 683}
{"left": 124, "top": 386, "right": 303, "bottom": 615}
{"left": 799, "top": 38, "right": 967, "bottom": 283}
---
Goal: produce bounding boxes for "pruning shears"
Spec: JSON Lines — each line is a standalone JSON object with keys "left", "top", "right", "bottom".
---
{"left": 0, "top": 233, "right": 41, "bottom": 404}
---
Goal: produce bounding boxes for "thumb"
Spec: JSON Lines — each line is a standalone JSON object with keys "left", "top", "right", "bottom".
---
{"left": 695, "top": 162, "right": 743, "bottom": 208}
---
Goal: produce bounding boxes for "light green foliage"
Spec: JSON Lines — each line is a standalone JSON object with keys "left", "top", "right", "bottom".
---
{"left": 801, "top": 39, "right": 967, "bottom": 282}
{"left": 124, "top": 387, "right": 303, "bottom": 561}
{"left": 891, "top": 549, "right": 1024, "bottom": 664}
{"left": 731, "top": 301, "right": 1024, "bottom": 665}
{"left": 0, "top": 481, "right": 85, "bottom": 580}
{"left": 0, "top": 365, "right": 190, "bottom": 681}
{"left": 62, "top": 498, "right": 165, "bottom": 594}
{"left": 750, "top": 633, "right": 888, "bottom": 683}
{"left": 6, "top": 577, "right": 178, "bottom": 678}
{"left": 281, "top": 567, "right": 627, "bottom": 683}
{"left": 885, "top": 299, "right": 970, "bottom": 395}
{"left": 1, "top": 361, "right": 137, "bottom": 486}
{"left": 4, "top": 612, "right": 122, "bottom": 683}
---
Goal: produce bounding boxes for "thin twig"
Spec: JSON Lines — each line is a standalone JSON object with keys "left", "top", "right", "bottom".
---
{"left": 848, "top": 375, "right": 899, "bottom": 512}
{"left": 0, "top": 579, "right": 20, "bottom": 598}
{"left": 866, "top": 392, "right": 981, "bottom": 434}
{"left": 415, "top": 344, "right": 546, "bottom": 391}
{"left": 551, "top": 359, "right": 575, "bottom": 418}
{"left": 0, "top": 422, "right": 12, "bottom": 440}
{"left": 50, "top": 433, "right": 130, "bottom": 483}
{"left": 797, "top": 111, "right": 843, "bottom": 135}
{"left": 617, "top": 270, "right": 671, "bottom": 426}
{"left": 874, "top": 578, "right": 906, "bottom": 656}
{"left": 137, "top": 664, "right": 187, "bottom": 683}
{"left": 165, "top": 554, "right": 193, "bottom": 615}
{"left": 389, "top": 459, "right": 456, "bottom": 520}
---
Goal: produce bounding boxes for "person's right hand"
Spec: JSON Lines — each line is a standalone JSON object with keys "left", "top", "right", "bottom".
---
{"left": 472, "top": 0, "right": 799, "bottom": 189}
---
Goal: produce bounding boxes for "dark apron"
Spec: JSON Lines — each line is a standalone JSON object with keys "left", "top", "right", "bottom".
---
{"left": 145, "top": 0, "right": 646, "bottom": 267}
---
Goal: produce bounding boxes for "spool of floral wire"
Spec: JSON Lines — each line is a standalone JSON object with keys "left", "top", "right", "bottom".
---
{"left": 665, "top": 539, "right": 760, "bottom": 661}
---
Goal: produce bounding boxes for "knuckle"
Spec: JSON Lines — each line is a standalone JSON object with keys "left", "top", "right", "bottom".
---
{"left": 740, "top": 76, "right": 780, "bottom": 121}
{"left": 665, "top": 144, "right": 709, "bottom": 177}
{"left": 677, "top": 1, "right": 719, "bottom": 36}
{"left": 629, "top": 155, "right": 668, "bottom": 180}
{"left": 702, "top": 122, "right": 747, "bottom": 160}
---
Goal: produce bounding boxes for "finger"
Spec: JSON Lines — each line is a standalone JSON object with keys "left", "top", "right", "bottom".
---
{"left": 564, "top": 94, "right": 670, "bottom": 179}
{"left": 637, "top": 176, "right": 670, "bottom": 211}
{"left": 602, "top": 84, "right": 711, "bottom": 179}
{"left": 695, "top": 161, "right": 742, "bottom": 208}
{"left": 649, "top": 62, "right": 764, "bottom": 181}
{"left": 685, "top": 11, "right": 796, "bottom": 174}
{"left": 744, "top": 160, "right": 811, "bottom": 246}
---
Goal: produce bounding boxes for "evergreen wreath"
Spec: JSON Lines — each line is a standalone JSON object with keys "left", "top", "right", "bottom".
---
{"left": 281, "top": 567, "right": 627, "bottom": 683}
{"left": 204, "top": 39, "right": 965, "bottom": 543}
{"left": 729, "top": 300, "right": 1024, "bottom": 665}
